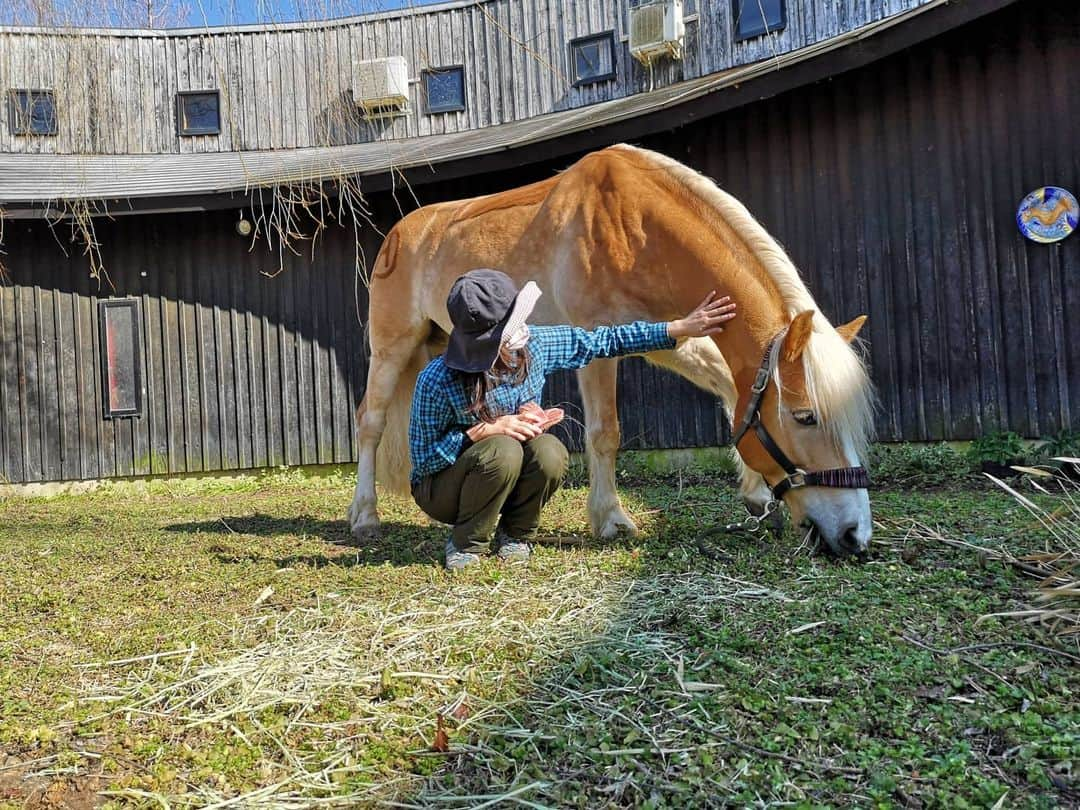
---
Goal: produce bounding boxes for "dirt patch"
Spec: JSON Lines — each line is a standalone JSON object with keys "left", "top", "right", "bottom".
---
{"left": 0, "top": 760, "right": 102, "bottom": 809}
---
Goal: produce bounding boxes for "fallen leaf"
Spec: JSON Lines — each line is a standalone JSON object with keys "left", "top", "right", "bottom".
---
{"left": 432, "top": 714, "right": 449, "bottom": 752}
{"left": 451, "top": 702, "right": 471, "bottom": 721}
{"left": 253, "top": 586, "right": 274, "bottom": 607}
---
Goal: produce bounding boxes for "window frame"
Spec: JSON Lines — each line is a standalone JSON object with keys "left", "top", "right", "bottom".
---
{"left": 8, "top": 88, "right": 57, "bottom": 136}
{"left": 569, "top": 31, "right": 617, "bottom": 87}
{"left": 175, "top": 89, "right": 221, "bottom": 137}
{"left": 98, "top": 298, "right": 144, "bottom": 419}
{"left": 732, "top": 0, "right": 787, "bottom": 41}
{"left": 422, "top": 64, "right": 467, "bottom": 114}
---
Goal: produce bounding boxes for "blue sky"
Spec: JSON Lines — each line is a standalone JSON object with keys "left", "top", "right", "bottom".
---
{"left": 190, "top": 0, "right": 446, "bottom": 26}
{"left": 0, "top": 0, "right": 448, "bottom": 28}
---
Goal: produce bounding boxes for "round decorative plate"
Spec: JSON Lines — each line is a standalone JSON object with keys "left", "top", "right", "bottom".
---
{"left": 1016, "top": 186, "right": 1078, "bottom": 244}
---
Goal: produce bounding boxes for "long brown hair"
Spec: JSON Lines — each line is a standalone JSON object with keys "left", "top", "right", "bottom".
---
{"left": 461, "top": 346, "right": 531, "bottom": 423}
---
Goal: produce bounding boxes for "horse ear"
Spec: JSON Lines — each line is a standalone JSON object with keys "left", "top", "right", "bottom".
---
{"left": 782, "top": 310, "right": 815, "bottom": 362}
{"left": 836, "top": 315, "right": 868, "bottom": 344}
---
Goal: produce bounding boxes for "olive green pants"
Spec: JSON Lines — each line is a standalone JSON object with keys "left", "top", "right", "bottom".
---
{"left": 411, "top": 434, "right": 570, "bottom": 554}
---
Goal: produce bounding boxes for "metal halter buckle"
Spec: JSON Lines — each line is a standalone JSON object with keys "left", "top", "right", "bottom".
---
{"left": 787, "top": 471, "right": 807, "bottom": 489}
{"left": 750, "top": 367, "right": 770, "bottom": 394}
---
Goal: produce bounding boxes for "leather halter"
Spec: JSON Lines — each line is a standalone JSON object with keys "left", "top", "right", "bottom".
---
{"left": 731, "top": 332, "right": 871, "bottom": 501}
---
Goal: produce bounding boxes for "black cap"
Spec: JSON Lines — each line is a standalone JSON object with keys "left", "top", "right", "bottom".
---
{"left": 444, "top": 269, "right": 519, "bottom": 372}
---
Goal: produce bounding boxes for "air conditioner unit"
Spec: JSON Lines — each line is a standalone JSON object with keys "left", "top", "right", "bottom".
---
{"left": 353, "top": 56, "right": 409, "bottom": 117}
{"left": 630, "top": 0, "right": 685, "bottom": 65}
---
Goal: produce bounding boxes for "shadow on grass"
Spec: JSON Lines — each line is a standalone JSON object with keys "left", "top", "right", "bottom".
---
{"left": 164, "top": 514, "right": 449, "bottom": 567}
{"left": 164, "top": 504, "right": 648, "bottom": 569}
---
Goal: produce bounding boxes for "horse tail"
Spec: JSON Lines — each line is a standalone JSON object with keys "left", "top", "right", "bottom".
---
{"left": 362, "top": 218, "right": 447, "bottom": 496}
{"left": 366, "top": 337, "right": 428, "bottom": 496}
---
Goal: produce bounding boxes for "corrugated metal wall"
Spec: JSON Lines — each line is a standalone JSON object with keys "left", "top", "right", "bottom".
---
{"left": 1, "top": 0, "right": 1076, "bottom": 483}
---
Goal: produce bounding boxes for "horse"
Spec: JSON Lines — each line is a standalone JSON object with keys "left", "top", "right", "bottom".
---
{"left": 347, "top": 144, "right": 875, "bottom": 556}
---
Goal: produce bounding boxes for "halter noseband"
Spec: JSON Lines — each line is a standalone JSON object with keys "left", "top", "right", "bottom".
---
{"left": 731, "top": 332, "right": 871, "bottom": 501}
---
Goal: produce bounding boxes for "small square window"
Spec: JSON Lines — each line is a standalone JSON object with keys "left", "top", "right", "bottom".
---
{"left": 176, "top": 90, "right": 220, "bottom": 136}
{"left": 99, "top": 299, "right": 143, "bottom": 419}
{"left": 570, "top": 32, "right": 616, "bottom": 87}
{"left": 423, "top": 66, "right": 466, "bottom": 114}
{"left": 733, "top": 0, "right": 786, "bottom": 40}
{"left": 8, "top": 89, "right": 57, "bottom": 136}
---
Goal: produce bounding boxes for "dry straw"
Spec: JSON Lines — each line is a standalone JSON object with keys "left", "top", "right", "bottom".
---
{"left": 75, "top": 565, "right": 794, "bottom": 806}
{"left": 879, "top": 461, "right": 1080, "bottom": 642}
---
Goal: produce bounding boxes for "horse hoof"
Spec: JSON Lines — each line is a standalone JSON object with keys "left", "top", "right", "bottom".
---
{"left": 351, "top": 521, "right": 381, "bottom": 541}
{"left": 597, "top": 514, "right": 639, "bottom": 540}
{"left": 348, "top": 505, "right": 381, "bottom": 540}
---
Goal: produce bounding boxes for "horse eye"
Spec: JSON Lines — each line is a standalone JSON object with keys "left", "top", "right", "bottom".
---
{"left": 792, "top": 409, "right": 817, "bottom": 426}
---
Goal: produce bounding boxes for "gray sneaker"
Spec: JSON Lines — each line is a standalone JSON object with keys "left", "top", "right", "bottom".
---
{"left": 444, "top": 537, "right": 480, "bottom": 571}
{"left": 495, "top": 529, "right": 531, "bottom": 563}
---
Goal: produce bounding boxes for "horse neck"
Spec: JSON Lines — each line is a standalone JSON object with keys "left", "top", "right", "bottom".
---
{"left": 647, "top": 178, "right": 796, "bottom": 381}
{"left": 676, "top": 261, "right": 791, "bottom": 384}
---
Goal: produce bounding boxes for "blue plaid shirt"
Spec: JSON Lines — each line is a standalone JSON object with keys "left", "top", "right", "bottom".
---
{"left": 409, "top": 322, "right": 675, "bottom": 483}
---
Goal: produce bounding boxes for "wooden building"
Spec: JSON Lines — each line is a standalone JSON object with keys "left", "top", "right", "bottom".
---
{"left": 0, "top": 0, "right": 1076, "bottom": 484}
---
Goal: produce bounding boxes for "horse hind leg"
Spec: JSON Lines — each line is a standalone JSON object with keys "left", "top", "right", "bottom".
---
{"left": 577, "top": 358, "right": 638, "bottom": 539}
{"left": 348, "top": 322, "right": 432, "bottom": 538}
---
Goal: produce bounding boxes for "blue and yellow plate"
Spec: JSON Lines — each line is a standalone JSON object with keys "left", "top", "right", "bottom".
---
{"left": 1016, "top": 186, "right": 1078, "bottom": 244}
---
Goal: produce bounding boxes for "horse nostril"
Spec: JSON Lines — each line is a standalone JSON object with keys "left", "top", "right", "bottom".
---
{"left": 837, "top": 525, "right": 861, "bottom": 555}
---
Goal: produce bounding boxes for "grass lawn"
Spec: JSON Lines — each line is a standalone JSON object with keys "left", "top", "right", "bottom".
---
{"left": 0, "top": 464, "right": 1076, "bottom": 808}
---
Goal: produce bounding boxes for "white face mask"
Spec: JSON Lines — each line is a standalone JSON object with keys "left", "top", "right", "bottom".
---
{"left": 502, "top": 324, "right": 531, "bottom": 351}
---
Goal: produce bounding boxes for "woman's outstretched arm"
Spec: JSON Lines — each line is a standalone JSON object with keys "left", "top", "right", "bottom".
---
{"left": 536, "top": 293, "right": 736, "bottom": 372}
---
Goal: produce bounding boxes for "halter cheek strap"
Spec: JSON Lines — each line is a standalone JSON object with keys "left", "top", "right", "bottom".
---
{"left": 731, "top": 333, "right": 871, "bottom": 501}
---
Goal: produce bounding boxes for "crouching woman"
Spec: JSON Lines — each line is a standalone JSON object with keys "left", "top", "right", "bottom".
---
{"left": 409, "top": 269, "right": 736, "bottom": 570}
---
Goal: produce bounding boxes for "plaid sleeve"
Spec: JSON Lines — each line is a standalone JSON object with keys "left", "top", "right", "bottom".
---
{"left": 534, "top": 322, "right": 676, "bottom": 373}
{"left": 409, "top": 370, "right": 467, "bottom": 481}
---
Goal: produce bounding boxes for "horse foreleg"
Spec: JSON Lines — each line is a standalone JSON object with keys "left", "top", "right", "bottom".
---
{"left": 647, "top": 339, "right": 782, "bottom": 532}
{"left": 577, "top": 359, "right": 637, "bottom": 539}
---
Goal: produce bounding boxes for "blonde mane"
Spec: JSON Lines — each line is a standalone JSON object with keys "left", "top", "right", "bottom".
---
{"left": 613, "top": 144, "right": 876, "bottom": 458}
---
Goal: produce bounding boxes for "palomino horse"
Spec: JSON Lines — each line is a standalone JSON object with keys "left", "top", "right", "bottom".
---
{"left": 347, "top": 144, "right": 875, "bottom": 555}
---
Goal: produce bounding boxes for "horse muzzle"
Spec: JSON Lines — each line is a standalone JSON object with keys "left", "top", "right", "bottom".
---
{"left": 799, "top": 494, "right": 872, "bottom": 557}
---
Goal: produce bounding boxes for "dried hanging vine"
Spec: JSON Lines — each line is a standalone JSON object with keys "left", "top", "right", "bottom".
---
{"left": 0, "top": 208, "right": 9, "bottom": 285}
{"left": 0, "top": 0, "right": 566, "bottom": 287}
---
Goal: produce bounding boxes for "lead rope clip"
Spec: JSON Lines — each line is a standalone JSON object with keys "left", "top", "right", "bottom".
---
{"left": 722, "top": 498, "right": 780, "bottom": 534}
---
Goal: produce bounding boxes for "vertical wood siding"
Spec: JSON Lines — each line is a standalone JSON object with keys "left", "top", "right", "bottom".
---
{"left": 0, "top": 0, "right": 934, "bottom": 155}
{"left": 1, "top": 0, "right": 1076, "bottom": 483}
{"left": 634, "top": 0, "right": 1078, "bottom": 443}
{"left": 0, "top": 209, "right": 377, "bottom": 482}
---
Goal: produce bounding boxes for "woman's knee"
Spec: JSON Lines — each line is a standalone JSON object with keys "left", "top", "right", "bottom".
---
{"left": 526, "top": 434, "right": 570, "bottom": 480}
{"left": 471, "top": 435, "right": 525, "bottom": 480}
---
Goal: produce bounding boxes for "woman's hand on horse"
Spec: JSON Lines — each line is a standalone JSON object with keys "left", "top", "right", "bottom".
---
{"left": 667, "top": 291, "right": 737, "bottom": 339}
{"left": 467, "top": 414, "right": 543, "bottom": 443}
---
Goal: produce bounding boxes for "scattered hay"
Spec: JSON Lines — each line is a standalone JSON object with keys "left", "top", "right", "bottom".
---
{"left": 878, "top": 462, "right": 1079, "bottom": 642}
{"left": 76, "top": 563, "right": 792, "bottom": 806}
{"left": 412, "top": 572, "right": 800, "bottom": 807}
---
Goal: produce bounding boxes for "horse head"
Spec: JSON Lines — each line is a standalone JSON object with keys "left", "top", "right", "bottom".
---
{"left": 734, "top": 310, "right": 874, "bottom": 556}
